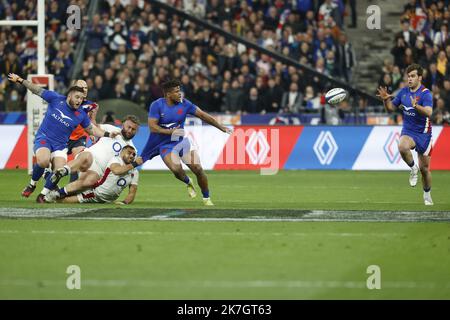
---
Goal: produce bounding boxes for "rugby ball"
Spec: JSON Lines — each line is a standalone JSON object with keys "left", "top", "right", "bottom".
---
{"left": 325, "top": 88, "right": 347, "bottom": 105}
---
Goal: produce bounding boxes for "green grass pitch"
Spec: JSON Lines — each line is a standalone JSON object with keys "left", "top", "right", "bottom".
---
{"left": 0, "top": 169, "right": 449, "bottom": 299}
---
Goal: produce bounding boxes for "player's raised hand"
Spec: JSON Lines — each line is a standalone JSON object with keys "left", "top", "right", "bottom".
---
{"left": 410, "top": 96, "right": 418, "bottom": 109}
{"left": 376, "top": 86, "right": 393, "bottom": 101}
{"left": 7, "top": 73, "right": 21, "bottom": 83}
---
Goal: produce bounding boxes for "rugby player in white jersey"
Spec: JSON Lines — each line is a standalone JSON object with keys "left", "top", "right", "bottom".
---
{"left": 54, "top": 145, "right": 141, "bottom": 204}
{"left": 45, "top": 115, "right": 140, "bottom": 201}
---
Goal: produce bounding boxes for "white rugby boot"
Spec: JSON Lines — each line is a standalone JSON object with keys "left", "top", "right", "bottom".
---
{"left": 409, "top": 164, "right": 419, "bottom": 187}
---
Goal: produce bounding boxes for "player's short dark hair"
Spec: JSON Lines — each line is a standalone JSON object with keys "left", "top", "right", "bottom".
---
{"left": 67, "top": 86, "right": 85, "bottom": 95}
{"left": 161, "top": 79, "right": 181, "bottom": 93}
{"left": 406, "top": 64, "right": 424, "bottom": 77}
{"left": 122, "top": 145, "right": 136, "bottom": 153}
{"left": 122, "top": 114, "right": 140, "bottom": 125}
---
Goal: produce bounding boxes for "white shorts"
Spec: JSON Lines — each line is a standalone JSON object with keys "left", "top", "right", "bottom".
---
{"left": 50, "top": 148, "right": 68, "bottom": 160}
{"left": 77, "top": 189, "right": 117, "bottom": 203}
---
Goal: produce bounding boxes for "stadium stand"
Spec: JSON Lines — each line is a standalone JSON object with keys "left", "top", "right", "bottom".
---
{"left": 0, "top": 0, "right": 88, "bottom": 112}
{"left": 388, "top": 0, "right": 450, "bottom": 124}
{"left": 0, "top": 0, "right": 448, "bottom": 125}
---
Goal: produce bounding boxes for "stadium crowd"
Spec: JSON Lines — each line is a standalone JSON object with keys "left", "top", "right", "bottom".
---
{"left": 385, "top": 0, "right": 450, "bottom": 124}
{"left": 0, "top": 0, "right": 358, "bottom": 122}
{"left": 0, "top": 0, "right": 87, "bottom": 111}
{"left": 80, "top": 0, "right": 356, "bottom": 118}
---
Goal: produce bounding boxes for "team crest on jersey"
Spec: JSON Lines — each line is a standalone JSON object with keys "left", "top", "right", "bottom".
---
{"left": 74, "top": 111, "right": 80, "bottom": 117}
{"left": 177, "top": 108, "right": 183, "bottom": 115}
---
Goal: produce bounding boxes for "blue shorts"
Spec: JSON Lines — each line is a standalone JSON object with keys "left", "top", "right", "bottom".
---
{"left": 401, "top": 130, "right": 433, "bottom": 156}
{"left": 33, "top": 134, "right": 67, "bottom": 155}
{"left": 141, "top": 137, "right": 192, "bottom": 162}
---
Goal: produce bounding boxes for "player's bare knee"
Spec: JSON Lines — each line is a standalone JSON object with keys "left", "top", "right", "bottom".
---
{"left": 420, "top": 165, "right": 429, "bottom": 175}
{"left": 36, "top": 158, "right": 50, "bottom": 168}
{"left": 191, "top": 165, "right": 204, "bottom": 176}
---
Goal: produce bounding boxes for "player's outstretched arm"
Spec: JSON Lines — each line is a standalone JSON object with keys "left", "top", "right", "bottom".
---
{"left": 148, "top": 118, "right": 184, "bottom": 136}
{"left": 195, "top": 108, "right": 233, "bottom": 134}
{"left": 84, "top": 123, "right": 120, "bottom": 139}
{"left": 7, "top": 73, "right": 43, "bottom": 97}
{"left": 110, "top": 157, "right": 143, "bottom": 176}
{"left": 377, "top": 86, "right": 395, "bottom": 113}
{"left": 117, "top": 184, "right": 138, "bottom": 205}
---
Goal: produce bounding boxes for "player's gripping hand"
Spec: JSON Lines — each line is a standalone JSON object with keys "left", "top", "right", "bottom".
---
{"left": 134, "top": 156, "right": 144, "bottom": 166}
{"left": 7, "top": 73, "right": 22, "bottom": 83}
{"left": 171, "top": 125, "right": 185, "bottom": 137}
{"left": 109, "top": 131, "right": 121, "bottom": 138}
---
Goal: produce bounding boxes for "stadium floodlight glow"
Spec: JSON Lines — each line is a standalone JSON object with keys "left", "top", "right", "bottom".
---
{"left": 0, "top": 0, "right": 45, "bottom": 74}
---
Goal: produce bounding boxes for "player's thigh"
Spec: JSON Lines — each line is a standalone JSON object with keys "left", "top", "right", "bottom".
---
{"left": 71, "top": 150, "right": 94, "bottom": 170}
{"left": 82, "top": 171, "right": 101, "bottom": 187}
{"left": 181, "top": 149, "right": 201, "bottom": 166}
{"left": 398, "top": 135, "right": 416, "bottom": 152}
{"left": 162, "top": 151, "right": 183, "bottom": 173}
{"left": 183, "top": 150, "right": 203, "bottom": 173}
{"left": 35, "top": 147, "right": 51, "bottom": 167}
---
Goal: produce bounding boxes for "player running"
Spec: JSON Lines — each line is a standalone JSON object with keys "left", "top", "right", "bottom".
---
{"left": 44, "top": 115, "right": 139, "bottom": 202}
{"left": 52, "top": 145, "right": 141, "bottom": 205}
{"left": 377, "top": 63, "right": 434, "bottom": 205}
{"left": 67, "top": 79, "right": 99, "bottom": 182}
{"left": 7, "top": 73, "right": 118, "bottom": 202}
{"left": 141, "top": 79, "right": 232, "bottom": 206}
{"left": 19, "top": 79, "right": 99, "bottom": 196}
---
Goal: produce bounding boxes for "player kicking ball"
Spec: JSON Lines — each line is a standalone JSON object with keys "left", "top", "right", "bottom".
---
{"left": 377, "top": 64, "right": 434, "bottom": 205}
{"left": 141, "top": 79, "right": 232, "bottom": 206}
{"left": 7, "top": 73, "right": 117, "bottom": 202}
{"left": 49, "top": 146, "right": 140, "bottom": 205}
{"left": 44, "top": 115, "right": 139, "bottom": 202}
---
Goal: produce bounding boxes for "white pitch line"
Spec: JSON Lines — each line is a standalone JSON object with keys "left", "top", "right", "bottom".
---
{"left": 0, "top": 279, "right": 447, "bottom": 290}
{"left": 0, "top": 229, "right": 401, "bottom": 237}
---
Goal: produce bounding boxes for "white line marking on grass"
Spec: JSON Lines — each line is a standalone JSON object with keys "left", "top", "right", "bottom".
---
{"left": 0, "top": 279, "right": 448, "bottom": 290}
{"left": 0, "top": 229, "right": 401, "bottom": 237}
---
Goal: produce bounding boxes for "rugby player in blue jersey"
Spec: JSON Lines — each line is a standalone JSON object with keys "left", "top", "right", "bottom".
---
{"left": 8, "top": 73, "right": 119, "bottom": 203}
{"left": 377, "top": 64, "right": 434, "bottom": 205}
{"left": 141, "top": 79, "right": 232, "bottom": 206}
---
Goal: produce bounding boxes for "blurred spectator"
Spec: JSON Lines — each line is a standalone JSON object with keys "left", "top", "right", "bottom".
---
{"left": 225, "top": 79, "right": 244, "bottom": 113}
{"left": 424, "top": 63, "right": 445, "bottom": 88}
{"left": 5, "top": 89, "right": 23, "bottom": 111}
{"left": 0, "top": 93, "right": 5, "bottom": 112}
{"left": 281, "top": 82, "right": 303, "bottom": 113}
{"left": 265, "top": 77, "right": 284, "bottom": 113}
{"left": 244, "top": 87, "right": 265, "bottom": 114}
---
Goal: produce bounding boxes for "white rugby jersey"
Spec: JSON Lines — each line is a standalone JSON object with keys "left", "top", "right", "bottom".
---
{"left": 87, "top": 124, "right": 136, "bottom": 169}
{"left": 94, "top": 156, "right": 139, "bottom": 202}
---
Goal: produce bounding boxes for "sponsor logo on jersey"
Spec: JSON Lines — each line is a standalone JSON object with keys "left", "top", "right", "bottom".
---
{"left": 51, "top": 108, "right": 73, "bottom": 127}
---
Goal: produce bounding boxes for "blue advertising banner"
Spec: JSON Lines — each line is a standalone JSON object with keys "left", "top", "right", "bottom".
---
{"left": 284, "top": 126, "right": 373, "bottom": 169}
